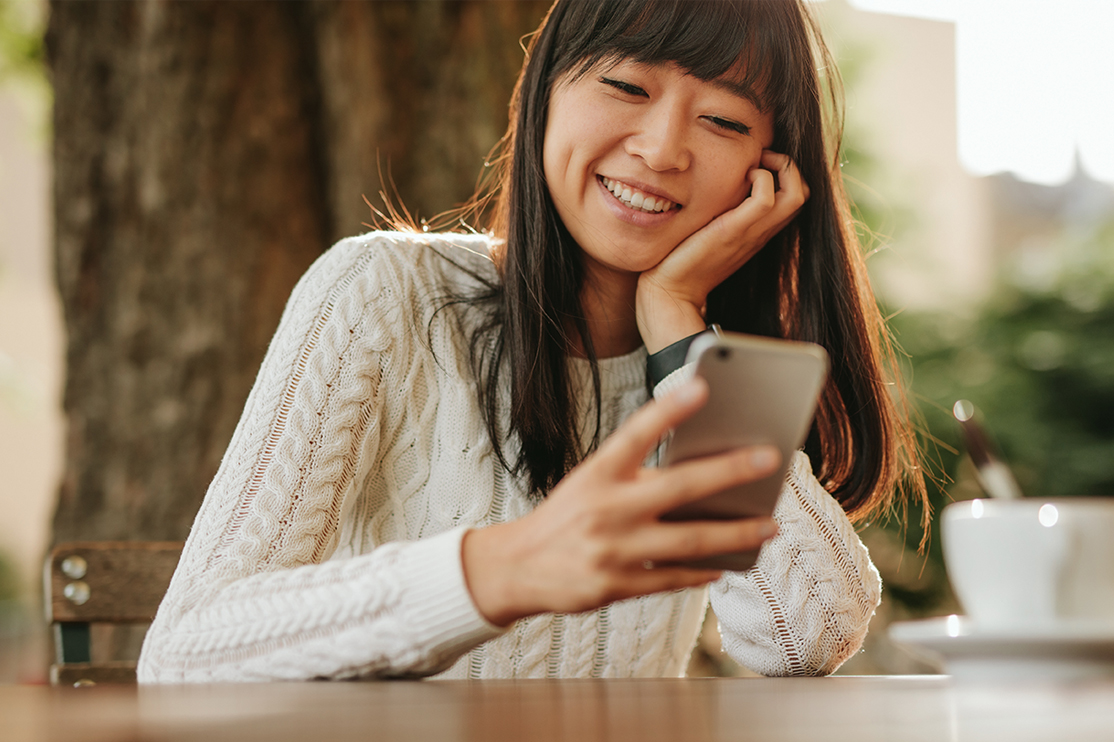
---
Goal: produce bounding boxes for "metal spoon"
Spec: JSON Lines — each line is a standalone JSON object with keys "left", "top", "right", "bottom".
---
{"left": 953, "top": 399, "right": 1024, "bottom": 499}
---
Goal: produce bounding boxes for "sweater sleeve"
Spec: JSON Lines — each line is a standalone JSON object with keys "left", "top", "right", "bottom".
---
{"left": 710, "top": 452, "right": 881, "bottom": 676}
{"left": 138, "top": 236, "right": 503, "bottom": 683}
{"left": 652, "top": 363, "right": 881, "bottom": 677}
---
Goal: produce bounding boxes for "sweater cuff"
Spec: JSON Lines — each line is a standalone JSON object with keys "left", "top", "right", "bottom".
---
{"left": 652, "top": 360, "right": 697, "bottom": 399}
{"left": 394, "top": 527, "right": 506, "bottom": 665}
{"left": 648, "top": 324, "right": 727, "bottom": 390}
{"left": 646, "top": 331, "right": 704, "bottom": 387}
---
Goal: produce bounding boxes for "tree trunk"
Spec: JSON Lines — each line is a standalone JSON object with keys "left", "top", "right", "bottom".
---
{"left": 308, "top": 1, "right": 552, "bottom": 234}
{"left": 48, "top": 0, "right": 548, "bottom": 544}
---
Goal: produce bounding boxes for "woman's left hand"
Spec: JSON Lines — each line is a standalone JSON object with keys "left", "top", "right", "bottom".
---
{"left": 635, "top": 150, "right": 809, "bottom": 353}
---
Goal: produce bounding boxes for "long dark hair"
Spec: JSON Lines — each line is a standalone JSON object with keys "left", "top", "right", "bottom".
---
{"left": 458, "top": 0, "right": 923, "bottom": 523}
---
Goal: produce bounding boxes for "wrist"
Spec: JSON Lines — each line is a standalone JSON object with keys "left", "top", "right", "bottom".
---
{"left": 461, "top": 524, "right": 527, "bottom": 628}
{"left": 634, "top": 284, "right": 706, "bottom": 354}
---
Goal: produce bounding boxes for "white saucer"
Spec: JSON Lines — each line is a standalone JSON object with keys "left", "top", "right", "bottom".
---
{"left": 889, "top": 615, "right": 1114, "bottom": 681}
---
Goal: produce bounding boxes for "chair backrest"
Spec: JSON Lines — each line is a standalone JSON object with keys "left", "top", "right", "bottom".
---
{"left": 45, "top": 541, "right": 184, "bottom": 686}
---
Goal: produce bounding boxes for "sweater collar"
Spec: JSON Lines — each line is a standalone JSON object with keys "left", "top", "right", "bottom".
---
{"left": 568, "top": 346, "right": 649, "bottom": 397}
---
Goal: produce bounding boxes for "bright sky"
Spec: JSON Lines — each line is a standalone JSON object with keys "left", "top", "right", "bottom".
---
{"left": 848, "top": 0, "right": 1114, "bottom": 186}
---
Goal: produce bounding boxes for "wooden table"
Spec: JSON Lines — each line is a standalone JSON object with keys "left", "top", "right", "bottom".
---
{"left": 4, "top": 676, "right": 1114, "bottom": 742}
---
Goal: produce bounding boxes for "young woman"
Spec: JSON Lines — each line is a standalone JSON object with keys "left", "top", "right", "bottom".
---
{"left": 139, "top": 0, "right": 923, "bottom": 682}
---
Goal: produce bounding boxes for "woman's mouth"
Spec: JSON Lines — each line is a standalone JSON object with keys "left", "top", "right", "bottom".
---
{"left": 599, "top": 177, "right": 679, "bottom": 214}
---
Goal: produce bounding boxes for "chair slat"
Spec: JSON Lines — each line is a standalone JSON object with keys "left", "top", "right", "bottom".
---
{"left": 46, "top": 541, "right": 184, "bottom": 685}
{"left": 48, "top": 541, "right": 183, "bottom": 623}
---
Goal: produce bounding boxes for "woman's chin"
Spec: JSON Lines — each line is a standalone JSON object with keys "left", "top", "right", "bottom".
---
{"left": 580, "top": 244, "right": 674, "bottom": 279}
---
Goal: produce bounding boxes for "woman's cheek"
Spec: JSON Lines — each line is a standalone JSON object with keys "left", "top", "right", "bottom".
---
{"left": 721, "top": 157, "right": 761, "bottom": 211}
{"left": 712, "top": 174, "right": 755, "bottom": 219}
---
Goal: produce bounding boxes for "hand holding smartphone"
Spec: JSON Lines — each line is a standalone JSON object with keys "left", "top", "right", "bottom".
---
{"left": 661, "top": 331, "right": 829, "bottom": 571}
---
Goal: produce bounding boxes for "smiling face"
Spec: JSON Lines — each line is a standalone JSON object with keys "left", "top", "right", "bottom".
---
{"left": 543, "top": 58, "right": 775, "bottom": 291}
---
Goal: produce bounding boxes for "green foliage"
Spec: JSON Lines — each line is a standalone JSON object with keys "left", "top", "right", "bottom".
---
{"left": 0, "top": 548, "right": 18, "bottom": 602}
{"left": 892, "top": 225, "right": 1114, "bottom": 509}
{"left": 873, "top": 218, "right": 1114, "bottom": 619}
{"left": 0, "top": 0, "right": 44, "bottom": 81}
{"left": 0, "top": 0, "right": 48, "bottom": 149}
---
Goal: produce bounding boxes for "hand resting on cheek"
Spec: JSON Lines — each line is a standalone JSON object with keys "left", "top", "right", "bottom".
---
{"left": 635, "top": 150, "right": 811, "bottom": 354}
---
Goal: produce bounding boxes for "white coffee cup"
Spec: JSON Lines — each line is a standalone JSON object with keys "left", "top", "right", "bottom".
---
{"left": 943, "top": 498, "right": 1114, "bottom": 630}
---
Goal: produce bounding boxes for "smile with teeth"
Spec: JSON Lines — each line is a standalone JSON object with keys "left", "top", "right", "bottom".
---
{"left": 600, "top": 177, "right": 679, "bottom": 214}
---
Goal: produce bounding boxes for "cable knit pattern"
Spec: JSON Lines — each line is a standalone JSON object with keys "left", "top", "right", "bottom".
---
{"left": 138, "top": 231, "right": 881, "bottom": 683}
{"left": 712, "top": 452, "right": 882, "bottom": 675}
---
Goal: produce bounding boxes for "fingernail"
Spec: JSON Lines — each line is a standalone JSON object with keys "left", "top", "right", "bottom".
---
{"left": 748, "top": 446, "right": 779, "bottom": 471}
{"left": 760, "top": 520, "right": 779, "bottom": 539}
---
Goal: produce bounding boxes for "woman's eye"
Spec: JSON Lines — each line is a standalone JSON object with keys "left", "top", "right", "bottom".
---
{"left": 706, "top": 116, "right": 751, "bottom": 136}
{"left": 599, "top": 77, "right": 647, "bottom": 97}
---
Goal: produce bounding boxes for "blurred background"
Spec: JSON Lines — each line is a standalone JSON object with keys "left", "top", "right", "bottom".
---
{"left": 2, "top": 0, "right": 1113, "bottom": 682}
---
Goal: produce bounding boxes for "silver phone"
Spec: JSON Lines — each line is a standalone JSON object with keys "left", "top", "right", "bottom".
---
{"left": 660, "top": 331, "right": 829, "bottom": 571}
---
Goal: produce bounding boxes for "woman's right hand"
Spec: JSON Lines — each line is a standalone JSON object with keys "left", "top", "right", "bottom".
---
{"left": 635, "top": 150, "right": 810, "bottom": 354}
{"left": 461, "top": 378, "right": 780, "bottom": 627}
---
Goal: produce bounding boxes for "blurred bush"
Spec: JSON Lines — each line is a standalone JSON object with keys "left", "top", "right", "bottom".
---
{"left": 0, "top": 0, "right": 43, "bottom": 75}
{"left": 874, "top": 217, "right": 1114, "bottom": 618}
{"left": 895, "top": 223, "right": 1114, "bottom": 496}
{"left": 0, "top": 548, "right": 16, "bottom": 602}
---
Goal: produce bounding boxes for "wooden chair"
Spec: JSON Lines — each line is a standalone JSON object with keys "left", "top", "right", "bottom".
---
{"left": 44, "top": 541, "right": 184, "bottom": 686}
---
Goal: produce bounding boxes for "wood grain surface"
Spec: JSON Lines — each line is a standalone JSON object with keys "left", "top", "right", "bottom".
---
{"left": 48, "top": 542, "right": 183, "bottom": 623}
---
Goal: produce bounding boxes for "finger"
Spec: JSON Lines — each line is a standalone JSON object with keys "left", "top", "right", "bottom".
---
{"left": 634, "top": 444, "right": 781, "bottom": 513}
{"left": 700, "top": 168, "right": 776, "bottom": 242}
{"left": 594, "top": 378, "right": 709, "bottom": 475}
{"left": 623, "top": 517, "right": 779, "bottom": 565}
{"left": 746, "top": 167, "right": 777, "bottom": 209}
{"left": 761, "top": 150, "right": 810, "bottom": 205}
{"left": 760, "top": 149, "right": 792, "bottom": 177}
{"left": 708, "top": 153, "right": 800, "bottom": 238}
{"left": 723, "top": 168, "right": 776, "bottom": 225}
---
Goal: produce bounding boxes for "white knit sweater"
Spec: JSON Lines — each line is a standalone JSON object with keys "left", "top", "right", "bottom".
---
{"left": 137, "top": 232, "right": 881, "bottom": 683}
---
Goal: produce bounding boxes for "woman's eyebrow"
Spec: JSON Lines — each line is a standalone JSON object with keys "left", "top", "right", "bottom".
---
{"left": 708, "top": 77, "right": 764, "bottom": 111}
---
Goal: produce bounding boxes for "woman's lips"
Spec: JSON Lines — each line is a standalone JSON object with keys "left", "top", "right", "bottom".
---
{"left": 598, "top": 176, "right": 681, "bottom": 214}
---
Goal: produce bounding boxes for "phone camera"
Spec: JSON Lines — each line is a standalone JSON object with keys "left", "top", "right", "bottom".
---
{"left": 716, "top": 348, "right": 731, "bottom": 360}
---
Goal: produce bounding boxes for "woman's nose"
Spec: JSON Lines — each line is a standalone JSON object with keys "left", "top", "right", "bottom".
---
{"left": 625, "top": 104, "right": 691, "bottom": 172}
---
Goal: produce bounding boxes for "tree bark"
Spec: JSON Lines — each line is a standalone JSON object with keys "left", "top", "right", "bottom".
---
{"left": 309, "top": 1, "right": 551, "bottom": 234}
{"left": 48, "top": 1, "right": 548, "bottom": 544}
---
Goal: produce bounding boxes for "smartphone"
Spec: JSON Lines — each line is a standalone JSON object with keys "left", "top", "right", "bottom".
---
{"left": 660, "top": 331, "right": 829, "bottom": 571}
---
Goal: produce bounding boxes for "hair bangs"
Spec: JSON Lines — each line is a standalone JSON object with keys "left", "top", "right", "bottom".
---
{"left": 549, "top": 0, "right": 801, "bottom": 118}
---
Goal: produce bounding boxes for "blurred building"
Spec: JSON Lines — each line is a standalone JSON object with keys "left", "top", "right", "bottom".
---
{"left": 821, "top": 0, "right": 995, "bottom": 310}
